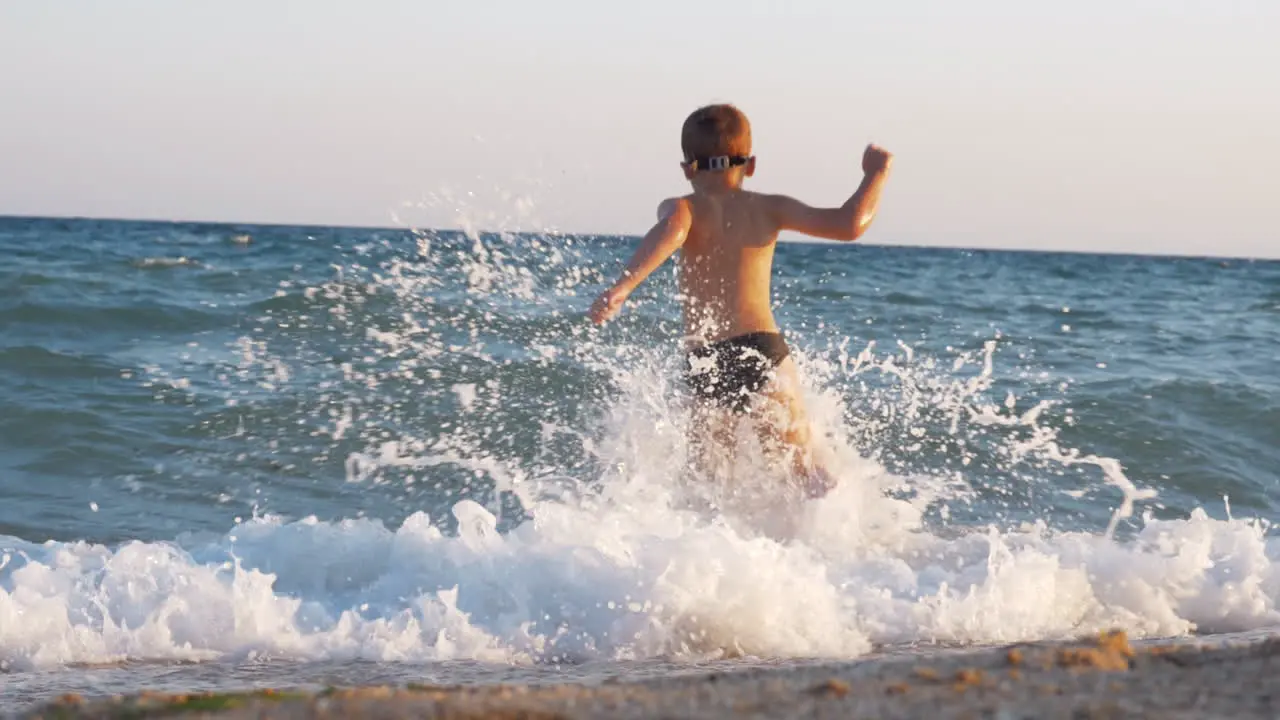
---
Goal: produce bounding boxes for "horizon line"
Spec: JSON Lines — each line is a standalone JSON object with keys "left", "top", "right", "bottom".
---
{"left": 0, "top": 212, "right": 1273, "bottom": 264}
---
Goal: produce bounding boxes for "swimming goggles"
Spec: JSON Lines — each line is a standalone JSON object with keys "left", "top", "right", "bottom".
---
{"left": 687, "top": 155, "right": 752, "bottom": 172}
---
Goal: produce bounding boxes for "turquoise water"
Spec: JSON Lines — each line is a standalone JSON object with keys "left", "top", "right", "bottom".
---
{"left": 2, "top": 216, "right": 1279, "bottom": 708}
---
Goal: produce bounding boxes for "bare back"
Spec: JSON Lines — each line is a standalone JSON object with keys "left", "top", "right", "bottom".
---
{"left": 677, "top": 190, "right": 781, "bottom": 345}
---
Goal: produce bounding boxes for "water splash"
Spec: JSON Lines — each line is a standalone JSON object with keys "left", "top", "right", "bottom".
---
{"left": 4, "top": 228, "right": 1278, "bottom": 673}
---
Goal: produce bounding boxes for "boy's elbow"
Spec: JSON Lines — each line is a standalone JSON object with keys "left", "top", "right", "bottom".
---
{"left": 844, "top": 213, "right": 877, "bottom": 242}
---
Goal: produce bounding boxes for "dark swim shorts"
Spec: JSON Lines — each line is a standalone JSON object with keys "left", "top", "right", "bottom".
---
{"left": 684, "top": 331, "right": 791, "bottom": 412}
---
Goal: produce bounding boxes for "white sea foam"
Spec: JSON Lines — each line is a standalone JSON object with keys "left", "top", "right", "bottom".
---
{"left": 2, "top": 480, "right": 1278, "bottom": 671}
{"left": 4, "top": 343, "right": 1280, "bottom": 672}
{"left": 131, "top": 256, "right": 200, "bottom": 269}
{"left": 5, "top": 229, "right": 1279, "bottom": 672}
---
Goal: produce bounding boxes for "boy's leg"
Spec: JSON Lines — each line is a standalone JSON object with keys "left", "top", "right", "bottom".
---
{"left": 750, "top": 356, "right": 837, "bottom": 498}
{"left": 688, "top": 398, "right": 736, "bottom": 482}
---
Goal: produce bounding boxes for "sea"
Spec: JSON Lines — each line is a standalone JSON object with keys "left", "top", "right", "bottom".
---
{"left": 2, "top": 215, "right": 1279, "bottom": 710}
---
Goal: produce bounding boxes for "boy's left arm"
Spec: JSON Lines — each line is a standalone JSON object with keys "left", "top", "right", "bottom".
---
{"left": 588, "top": 198, "right": 692, "bottom": 324}
{"left": 765, "top": 144, "right": 892, "bottom": 242}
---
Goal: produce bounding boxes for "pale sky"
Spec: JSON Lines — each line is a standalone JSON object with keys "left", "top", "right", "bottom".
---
{"left": 1, "top": 1, "right": 1276, "bottom": 257}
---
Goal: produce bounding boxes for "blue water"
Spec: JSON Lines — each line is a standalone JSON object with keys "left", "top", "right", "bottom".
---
{"left": 2, "top": 215, "right": 1279, "bottom": 709}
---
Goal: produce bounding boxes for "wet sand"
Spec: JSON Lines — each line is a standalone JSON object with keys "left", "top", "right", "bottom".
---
{"left": 20, "top": 631, "right": 1280, "bottom": 719}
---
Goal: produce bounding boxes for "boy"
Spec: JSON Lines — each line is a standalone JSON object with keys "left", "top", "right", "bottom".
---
{"left": 588, "top": 103, "right": 892, "bottom": 498}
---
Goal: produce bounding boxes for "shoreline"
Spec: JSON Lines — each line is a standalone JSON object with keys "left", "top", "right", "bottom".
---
{"left": 21, "top": 630, "right": 1280, "bottom": 719}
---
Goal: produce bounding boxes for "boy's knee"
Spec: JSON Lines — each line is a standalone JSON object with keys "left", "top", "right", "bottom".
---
{"left": 758, "top": 405, "right": 808, "bottom": 446}
{"left": 782, "top": 421, "right": 811, "bottom": 448}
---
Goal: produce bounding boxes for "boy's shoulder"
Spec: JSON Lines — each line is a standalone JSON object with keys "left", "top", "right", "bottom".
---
{"left": 662, "top": 190, "right": 785, "bottom": 213}
{"left": 656, "top": 195, "right": 695, "bottom": 223}
{"left": 677, "top": 190, "right": 791, "bottom": 228}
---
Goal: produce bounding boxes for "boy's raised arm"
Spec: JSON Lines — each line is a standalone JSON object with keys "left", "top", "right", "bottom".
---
{"left": 588, "top": 197, "right": 693, "bottom": 324}
{"left": 767, "top": 144, "right": 893, "bottom": 242}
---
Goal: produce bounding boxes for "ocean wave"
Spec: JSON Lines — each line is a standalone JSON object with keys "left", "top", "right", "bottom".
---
{"left": 4, "top": 220, "right": 1280, "bottom": 677}
{"left": 0, "top": 346, "right": 121, "bottom": 381}
{"left": 0, "top": 301, "right": 221, "bottom": 334}
{"left": 2, "top": 493, "right": 1277, "bottom": 671}
{"left": 131, "top": 256, "right": 202, "bottom": 269}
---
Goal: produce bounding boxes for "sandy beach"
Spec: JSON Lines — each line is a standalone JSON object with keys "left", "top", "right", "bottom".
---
{"left": 20, "top": 630, "right": 1280, "bottom": 719}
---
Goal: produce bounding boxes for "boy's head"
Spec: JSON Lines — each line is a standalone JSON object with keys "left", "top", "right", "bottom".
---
{"left": 680, "top": 104, "right": 755, "bottom": 183}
